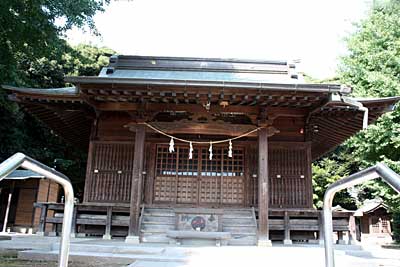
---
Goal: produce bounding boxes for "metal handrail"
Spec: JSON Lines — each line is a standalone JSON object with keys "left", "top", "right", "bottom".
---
{"left": 323, "top": 162, "right": 400, "bottom": 267}
{"left": 0, "top": 153, "right": 74, "bottom": 267}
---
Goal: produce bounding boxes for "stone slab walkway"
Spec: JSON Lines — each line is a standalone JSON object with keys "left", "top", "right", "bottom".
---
{"left": 0, "top": 235, "right": 398, "bottom": 267}
{"left": 128, "top": 245, "right": 400, "bottom": 267}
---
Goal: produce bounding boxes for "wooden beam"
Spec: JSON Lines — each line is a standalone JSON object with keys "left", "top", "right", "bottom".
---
{"left": 90, "top": 102, "right": 257, "bottom": 113}
{"left": 127, "top": 124, "right": 146, "bottom": 242}
{"left": 257, "top": 127, "right": 271, "bottom": 246}
{"left": 127, "top": 121, "right": 280, "bottom": 139}
{"left": 126, "top": 121, "right": 261, "bottom": 137}
{"left": 91, "top": 102, "right": 309, "bottom": 120}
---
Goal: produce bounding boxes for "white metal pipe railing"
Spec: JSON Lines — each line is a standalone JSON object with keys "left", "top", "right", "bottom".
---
{"left": 0, "top": 153, "right": 74, "bottom": 267}
{"left": 323, "top": 163, "right": 400, "bottom": 267}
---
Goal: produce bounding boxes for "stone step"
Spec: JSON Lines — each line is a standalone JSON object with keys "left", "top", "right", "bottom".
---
{"left": 142, "top": 218, "right": 175, "bottom": 225}
{"left": 223, "top": 226, "right": 257, "bottom": 232}
{"left": 222, "top": 222, "right": 256, "bottom": 228}
{"left": 223, "top": 211, "right": 253, "bottom": 216}
{"left": 228, "top": 236, "right": 257, "bottom": 246}
{"left": 222, "top": 215, "right": 253, "bottom": 219}
{"left": 53, "top": 243, "right": 165, "bottom": 254}
{"left": 18, "top": 249, "right": 186, "bottom": 264}
{"left": 140, "top": 228, "right": 170, "bottom": 234}
{"left": 223, "top": 216, "right": 253, "bottom": 221}
{"left": 141, "top": 224, "right": 175, "bottom": 231}
{"left": 143, "top": 213, "right": 175, "bottom": 218}
{"left": 142, "top": 217, "right": 175, "bottom": 224}
{"left": 0, "top": 239, "right": 54, "bottom": 250}
{"left": 144, "top": 208, "right": 174, "bottom": 214}
{"left": 141, "top": 234, "right": 171, "bottom": 243}
{"left": 140, "top": 207, "right": 257, "bottom": 245}
{"left": 230, "top": 233, "right": 258, "bottom": 238}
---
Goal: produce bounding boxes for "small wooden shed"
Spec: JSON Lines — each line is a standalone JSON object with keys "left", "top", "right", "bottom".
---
{"left": 0, "top": 170, "right": 59, "bottom": 233}
{"left": 354, "top": 199, "right": 392, "bottom": 244}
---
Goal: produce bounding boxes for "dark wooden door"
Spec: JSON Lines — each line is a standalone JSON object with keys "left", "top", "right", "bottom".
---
{"left": 84, "top": 141, "right": 135, "bottom": 203}
{"left": 153, "top": 144, "right": 245, "bottom": 206}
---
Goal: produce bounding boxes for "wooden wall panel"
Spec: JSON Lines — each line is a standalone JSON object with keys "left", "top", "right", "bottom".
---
{"left": 221, "top": 176, "right": 244, "bottom": 204}
{"left": 84, "top": 141, "right": 135, "bottom": 203}
{"left": 177, "top": 177, "right": 198, "bottom": 203}
{"left": 14, "top": 188, "right": 36, "bottom": 226}
{"left": 269, "top": 145, "right": 310, "bottom": 208}
{"left": 96, "top": 112, "right": 133, "bottom": 141}
{"left": 247, "top": 142, "right": 313, "bottom": 208}
{"left": 247, "top": 145, "right": 258, "bottom": 207}
{"left": 153, "top": 176, "right": 176, "bottom": 202}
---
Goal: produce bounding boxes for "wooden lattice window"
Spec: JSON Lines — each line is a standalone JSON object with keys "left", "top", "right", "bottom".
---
{"left": 156, "top": 146, "right": 177, "bottom": 176}
{"left": 370, "top": 216, "right": 391, "bottom": 234}
{"left": 201, "top": 147, "right": 223, "bottom": 176}
{"left": 223, "top": 148, "right": 244, "bottom": 177}
{"left": 178, "top": 147, "right": 199, "bottom": 176}
{"left": 153, "top": 144, "right": 245, "bottom": 205}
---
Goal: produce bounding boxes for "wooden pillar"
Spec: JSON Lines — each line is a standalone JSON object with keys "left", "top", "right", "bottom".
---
{"left": 257, "top": 127, "right": 271, "bottom": 246}
{"left": 283, "top": 211, "right": 292, "bottom": 245}
{"left": 348, "top": 215, "right": 357, "bottom": 244}
{"left": 70, "top": 206, "right": 77, "bottom": 238}
{"left": 1, "top": 183, "right": 14, "bottom": 233}
{"left": 318, "top": 211, "right": 324, "bottom": 245}
{"left": 126, "top": 124, "right": 146, "bottom": 243}
{"left": 37, "top": 204, "right": 48, "bottom": 236}
{"left": 336, "top": 230, "right": 345, "bottom": 244}
{"left": 2, "top": 193, "right": 12, "bottom": 232}
{"left": 103, "top": 206, "right": 113, "bottom": 240}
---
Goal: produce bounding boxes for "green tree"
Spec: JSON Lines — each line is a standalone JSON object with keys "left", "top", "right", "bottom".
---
{"left": 340, "top": 0, "right": 400, "bottom": 98}
{"left": 0, "top": 0, "right": 110, "bottom": 192}
{"left": 0, "top": 44, "right": 114, "bottom": 191}
{"left": 313, "top": 0, "right": 400, "bottom": 213}
{"left": 0, "top": 0, "right": 108, "bottom": 84}
{"left": 338, "top": 0, "right": 400, "bottom": 208}
{"left": 311, "top": 0, "right": 400, "bottom": 241}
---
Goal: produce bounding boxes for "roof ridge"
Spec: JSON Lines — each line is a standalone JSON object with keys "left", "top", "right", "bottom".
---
{"left": 112, "top": 54, "right": 289, "bottom": 65}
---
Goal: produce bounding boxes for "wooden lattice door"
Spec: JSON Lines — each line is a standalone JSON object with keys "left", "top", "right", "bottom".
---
{"left": 84, "top": 141, "right": 135, "bottom": 203}
{"left": 153, "top": 144, "right": 245, "bottom": 206}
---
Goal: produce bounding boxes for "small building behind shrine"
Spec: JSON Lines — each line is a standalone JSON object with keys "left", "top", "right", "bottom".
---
{"left": 2, "top": 55, "right": 400, "bottom": 245}
{"left": 354, "top": 199, "right": 393, "bottom": 244}
{"left": 0, "top": 170, "right": 59, "bottom": 233}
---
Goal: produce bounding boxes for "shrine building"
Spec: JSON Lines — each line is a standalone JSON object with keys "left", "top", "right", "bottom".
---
{"left": 3, "top": 55, "right": 399, "bottom": 245}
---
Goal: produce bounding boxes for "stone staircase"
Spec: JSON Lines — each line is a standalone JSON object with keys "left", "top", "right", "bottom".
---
{"left": 140, "top": 207, "right": 175, "bottom": 244}
{"left": 222, "top": 208, "right": 258, "bottom": 246}
{"left": 140, "top": 207, "right": 258, "bottom": 245}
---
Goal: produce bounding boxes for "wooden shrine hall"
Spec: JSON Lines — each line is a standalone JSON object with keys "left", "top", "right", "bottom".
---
{"left": 3, "top": 55, "right": 399, "bottom": 246}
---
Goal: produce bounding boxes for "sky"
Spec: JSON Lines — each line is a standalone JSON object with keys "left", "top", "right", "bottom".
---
{"left": 66, "top": 0, "right": 373, "bottom": 79}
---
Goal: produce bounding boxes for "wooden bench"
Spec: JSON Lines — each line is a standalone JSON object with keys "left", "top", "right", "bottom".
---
{"left": 167, "top": 230, "right": 231, "bottom": 246}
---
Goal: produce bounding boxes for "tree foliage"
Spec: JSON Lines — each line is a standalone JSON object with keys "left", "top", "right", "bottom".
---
{"left": 0, "top": 44, "right": 114, "bottom": 191}
{"left": 0, "top": 0, "right": 108, "bottom": 84}
{"left": 313, "top": 157, "right": 355, "bottom": 209}
{"left": 339, "top": 0, "right": 400, "bottom": 209}
{"left": 313, "top": 0, "right": 400, "bottom": 212}
{"left": 0, "top": 0, "right": 111, "bottom": 192}
{"left": 340, "top": 0, "right": 400, "bottom": 98}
